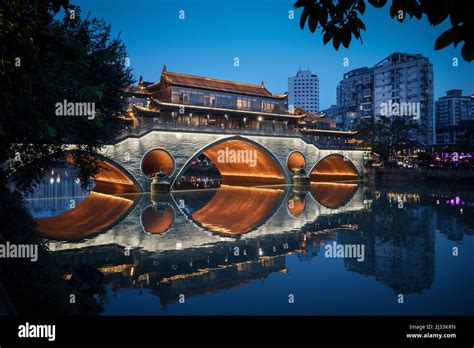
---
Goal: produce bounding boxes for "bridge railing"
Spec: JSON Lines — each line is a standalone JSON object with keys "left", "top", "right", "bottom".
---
{"left": 115, "top": 123, "right": 367, "bottom": 150}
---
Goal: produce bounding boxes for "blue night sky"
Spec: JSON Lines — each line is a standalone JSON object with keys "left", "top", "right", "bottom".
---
{"left": 75, "top": 0, "right": 473, "bottom": 110}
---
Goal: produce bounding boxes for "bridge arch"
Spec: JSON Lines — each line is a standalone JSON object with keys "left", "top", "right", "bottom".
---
{"left": 141, "top": 148, "right": 175, "bottom": 179}
{"left": 287, "top": 151, "right": 306, "bottom": 173}
{"left": 171, "top": 135, "right": 290, "bottom": 187}
{"left": 90, "top": 154, "right": 143, "bottom": 193}
{"left": 309, "top": 154, "right": 359, "bottom": 183}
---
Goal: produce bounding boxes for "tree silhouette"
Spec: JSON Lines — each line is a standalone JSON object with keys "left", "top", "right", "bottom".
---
{"left": 295, "top": 0, "right": 473, "bottom": 62}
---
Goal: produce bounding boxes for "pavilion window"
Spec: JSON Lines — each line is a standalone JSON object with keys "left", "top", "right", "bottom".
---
{"left": 237, "top": 97, "right": 255, "bottom": 110}
{"left": 262, "top": 101, "right": 276, "bottom": 112}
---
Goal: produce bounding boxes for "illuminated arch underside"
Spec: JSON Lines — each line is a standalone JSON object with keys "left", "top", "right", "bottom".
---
{"left": 191, "top": 185, "right": 284, "bottom": 235}
{"left": 36, "top": 158, "right": 139, "bottom": 240}
{"left": 311, "top": 155, "right": 359, "bottom": 182}
{"left": 200, "top": 139, "right": 285, "bottom": 186}
{"left": 142, "top": 149, "right": 174, "bottom": 177}
{"left": 93, "top": 161, "right": 139, "bottom": 194}
{"left": 36, "top": 191, "right": 134, "bottom": 240}
{"left": 287, "top": 152, "right": 306, "bottom": 172}
{"left": 310, "top": 182, "right": 358, "bottom": 209}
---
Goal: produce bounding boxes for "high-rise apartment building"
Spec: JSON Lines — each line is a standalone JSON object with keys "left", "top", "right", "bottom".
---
{"left": 332, "top": 53, "right": 434, "bottom": 144}
{"left": 373, "top": 52, "right": 434, "bottom": 144}
{"left": 435, "top": 89, "right": 474, "bottom": 145}
{"left": 334, "top": 67, "right": 374, "bottom": 129}
{"left": 288, "top": 70, "right": 319, "bottom": 113}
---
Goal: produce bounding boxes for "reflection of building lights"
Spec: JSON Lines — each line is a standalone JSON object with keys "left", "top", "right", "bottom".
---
{"left": 460, "top": 208, "right": 463, "bottom": 214}
{"left": 56, "top": 176, "right": 61, "bottom": 183}
{"left": 258, "top": 248, "right": 263, "bottom": 256}
{"left": 50, "top": 177, "right": 54, "bottom": 184}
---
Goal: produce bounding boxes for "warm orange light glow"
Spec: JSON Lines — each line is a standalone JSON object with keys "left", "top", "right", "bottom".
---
{"left": 191, "top": 185, "right": 284, "bottom": 235}
{"left": 66, "top": 154, "right": 138, "bottom": 194}
{"left": 141, "top": 205, "right": 174, "bottom": 234}
{"left": 35, "top": 191, "right": 134, "bottom": 240}
{"left": 287, "top": 151, "right": 306, "bottom": 172}
{"left": 142, "top": 149, "right": 175, "bottom": 177}
{"left": 288, "top": 195, "right": 306, "bottom": 217}
{"left": 310, "top": 155, "right": 358, "bottom": 182}
{"left": 94, "top": 161, "right": 139, "bottom": 194}
{"left": 202, "top": 139, "right": 286, "bottom": 186}
{"left": 310, "top": 182, "right": 358, "bottom": 209}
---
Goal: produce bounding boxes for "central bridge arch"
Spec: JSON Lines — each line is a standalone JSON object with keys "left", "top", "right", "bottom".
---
{"left": 171, "top": 136, "right": 289, "bottom": 187}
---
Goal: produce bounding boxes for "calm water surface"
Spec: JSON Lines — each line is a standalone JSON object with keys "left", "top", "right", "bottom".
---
{"left": 24, "top": 171, "right": 474, "bottom": 315}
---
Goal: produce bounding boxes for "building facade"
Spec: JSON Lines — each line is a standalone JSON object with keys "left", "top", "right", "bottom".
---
{"left": 435, "top": 89, "right": 473, "bottom": 145}
{"left": 331, "top": 53, "right": 434, "bottom": 144}
{"left": 373, "top": 52, "right": 434, "bottom": 145}
{"left": 436, "top": 89, "right": 473, "bottom": 127}
{"left": 126, "top": 66, "right": 304, "bottom": 133}
{"left": 333, "top": 67, "right": 374, "bottom": 130}
{"left": 320, "top": 104, "right": 347, "bottom": 129}
{"left": 288, "top": 70, "right": 320, "bottom": 113}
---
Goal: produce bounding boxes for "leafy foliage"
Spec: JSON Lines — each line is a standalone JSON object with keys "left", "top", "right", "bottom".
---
{"left": 295, "top": 0, "right": 474, "bottom": 62}
{"left": 0, "top": 0, "right": 133, "bottom": 190}
{"left": 355, "top": 116, "right": 420, "bottom": 161}
{"left": 0, "top": 0, "right": 128, "bottom": 315}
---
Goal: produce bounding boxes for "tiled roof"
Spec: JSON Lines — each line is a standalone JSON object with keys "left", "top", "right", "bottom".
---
{"left": 149, "top": 68, "right": 287, "bottom": 99}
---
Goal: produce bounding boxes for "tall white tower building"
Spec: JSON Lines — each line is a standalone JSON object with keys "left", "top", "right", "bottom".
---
{"left": 288, "top": 70, "right": 319, "bottom": 113}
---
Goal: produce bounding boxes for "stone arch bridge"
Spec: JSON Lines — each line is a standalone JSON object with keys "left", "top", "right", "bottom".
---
{"left": 98, "top": 129, "right": 365, "bottom": 191}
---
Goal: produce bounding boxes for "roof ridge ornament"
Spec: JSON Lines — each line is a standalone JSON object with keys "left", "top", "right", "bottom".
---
{"left": 260, "top": 81, "right": 265, "bottom": 88}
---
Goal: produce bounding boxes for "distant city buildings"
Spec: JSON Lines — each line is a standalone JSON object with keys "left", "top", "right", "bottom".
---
{"left": 320, "top": 104, "right": 347, "bottom": 129}
{"left": 374, "top": 53, "right": 434, "bottom": 145}
{"left": 288, "top": 70, "right": 320, "bottom": 113}
{"left": 324, "top": 53, "right": 435, "bottom": 145}
{"left": 435, "top": 90, "right": 474, "bottom": 145}
{"left": 333, "top": 67, "right": 374, "bottom": 130}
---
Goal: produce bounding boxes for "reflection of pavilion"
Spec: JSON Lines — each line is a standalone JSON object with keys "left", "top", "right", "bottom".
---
{"left": 55, "top": 228, "right": 328, "bottom": 306}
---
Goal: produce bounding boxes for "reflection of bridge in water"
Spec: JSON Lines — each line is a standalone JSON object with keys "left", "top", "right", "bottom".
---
{"left": 24, "top": 164, "right": 440, "bottom": 303}
{"left": 35, "top": 174, "right": 367, "bottom": 306}
{"left": 27, "top": 179, "right": 441, "bottom": 305}
{"left": 44, "top": 182, "right": 365, "bottom": 250}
